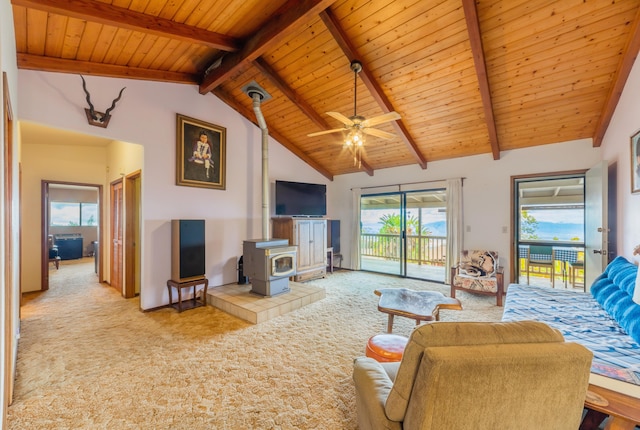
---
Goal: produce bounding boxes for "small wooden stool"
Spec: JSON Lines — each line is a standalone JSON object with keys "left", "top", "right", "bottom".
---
{"left": 365, "top": 334, "right": 408, "bottom": 362}
{"left": 166, "top": 278, "right": 208, "bottom": 312}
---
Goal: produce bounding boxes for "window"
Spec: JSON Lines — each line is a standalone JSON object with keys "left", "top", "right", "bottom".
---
{"left": 50, "top": 202, "right": 98, "bottom": 226}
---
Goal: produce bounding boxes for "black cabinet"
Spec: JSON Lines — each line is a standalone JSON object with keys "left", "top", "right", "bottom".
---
{"left": 54, "top": 235, "right": 83, "bottom": 260}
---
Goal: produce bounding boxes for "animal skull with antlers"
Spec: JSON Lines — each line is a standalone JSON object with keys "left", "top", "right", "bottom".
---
{"left": 81, "top": 75, "right": 126, "bottom": 128}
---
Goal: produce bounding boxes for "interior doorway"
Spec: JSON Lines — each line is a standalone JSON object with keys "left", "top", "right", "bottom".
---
{"left": 41, "top": 181, "right": 103, "bottom": 291}
{"left": 360, "top": 189, "right": 447, "bottom": 282}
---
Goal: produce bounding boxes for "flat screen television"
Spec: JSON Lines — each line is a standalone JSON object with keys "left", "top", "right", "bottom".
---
{"left": 275, "top": 180, "right": 326, "bottom": 217}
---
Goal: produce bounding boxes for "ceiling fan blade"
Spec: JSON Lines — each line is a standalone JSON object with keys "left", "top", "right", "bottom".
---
{"left": 360, "top": 111, "right": 401, "bottom": 128}
{"left": 326, "top": 111, "right": 354, "bottom": 126}
{"left": 307, "top": 128, "right": 345, "bottom": 137}
{"left": 362, "top": 127, "right": 396, "bottom": 140}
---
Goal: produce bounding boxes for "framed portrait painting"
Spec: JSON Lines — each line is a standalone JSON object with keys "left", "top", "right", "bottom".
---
{"left": 176, "top": 114, "right": 226, "bottom": 190}
{"left": 632, "top": 129, "right": 640, "bottom": 194}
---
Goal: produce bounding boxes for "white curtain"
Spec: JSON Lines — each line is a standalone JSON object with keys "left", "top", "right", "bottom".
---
{"left": 445, "top": 178, "right": 463, "bottom": 284}
{"left": 351, "top": 188, "right": 362, "bottom": 270}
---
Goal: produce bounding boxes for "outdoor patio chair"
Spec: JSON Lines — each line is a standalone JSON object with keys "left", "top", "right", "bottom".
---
{"left": 526, "top": 245, "right": 555, "bottom": 287}
{"left": 567, "top": 251, "right": 585, "bottom": 290}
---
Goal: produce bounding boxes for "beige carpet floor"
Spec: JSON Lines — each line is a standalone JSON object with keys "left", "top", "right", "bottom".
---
{"left": 7, "top": 259, "right": 502, "bottom": 429}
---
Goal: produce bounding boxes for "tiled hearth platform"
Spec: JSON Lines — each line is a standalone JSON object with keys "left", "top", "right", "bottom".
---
{"left": 207, "top": 282, "right": 325, "bottom": 324}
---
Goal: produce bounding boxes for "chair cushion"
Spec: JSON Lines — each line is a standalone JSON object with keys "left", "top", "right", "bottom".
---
{"left": 452, "top": 274, "right": 498, "bottom": 293}
{"left": 384, "top": 321, "right": 564, "bottom": 422}
{"left": 459, "top": 250, "right": 497, "bottom": 277}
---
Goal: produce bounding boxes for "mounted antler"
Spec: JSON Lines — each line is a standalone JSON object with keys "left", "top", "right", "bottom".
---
{"left": 80, "top": 75, "right": 126, "bottom": 128}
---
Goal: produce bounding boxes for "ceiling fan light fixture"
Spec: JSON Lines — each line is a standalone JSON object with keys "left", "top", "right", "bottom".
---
{"left": 345, "top": 127, "right": 365, "bottom": 168}
{"left": 306, "top": 60, "right": 400, "bottom": 170}
{"left": 345, "top": 128, "right": 364, "bottom": 147}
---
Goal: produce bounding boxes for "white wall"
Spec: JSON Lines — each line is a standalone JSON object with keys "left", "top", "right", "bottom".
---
{"left": 328, "top": 139, "right": 603, "bottom": 282}
{"left": 600, "top": 54, "right": 640, "bottom": 265}
{"left": 18, "top": 71, "right": 328, "bottom": 309}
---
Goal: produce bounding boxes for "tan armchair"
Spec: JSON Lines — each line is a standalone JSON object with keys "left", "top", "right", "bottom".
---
{"left": 450, "top": 249, "right": 504, "bottom": 306}
{"left": 353, "top": 321, "right": 593, "bottom": 430}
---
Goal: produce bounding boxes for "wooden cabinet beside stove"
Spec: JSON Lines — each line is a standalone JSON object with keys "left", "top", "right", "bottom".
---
{"left": 271, "top": 218, "right": 327, "bottom": 281}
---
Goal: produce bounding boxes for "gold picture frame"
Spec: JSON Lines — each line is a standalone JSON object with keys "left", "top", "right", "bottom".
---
{"left": 176, "top": 114, "right": 226, "bottom": 190}
{"left": 632, "top": 129, "right": 640, "bottom": 194}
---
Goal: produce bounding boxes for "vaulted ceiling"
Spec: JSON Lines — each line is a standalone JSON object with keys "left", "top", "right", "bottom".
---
{"left": 11, "top": 0, "right": 640, "bottom": 180}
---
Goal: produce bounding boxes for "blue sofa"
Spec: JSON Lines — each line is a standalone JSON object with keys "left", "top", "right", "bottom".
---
{"left": 502, "top": 256, "right": 640, "bottom": 386}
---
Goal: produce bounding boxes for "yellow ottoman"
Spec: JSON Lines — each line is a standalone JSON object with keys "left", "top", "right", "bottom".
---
{"left": 365, "top": 334, "right": 408, "bottom": 362}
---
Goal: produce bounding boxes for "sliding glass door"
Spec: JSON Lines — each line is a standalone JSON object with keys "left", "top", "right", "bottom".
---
{"left": 360, "top": 189, "right": 447, "bottom": 282}
{"left": 360, "top": 192, "right": 403, "bottom": 276}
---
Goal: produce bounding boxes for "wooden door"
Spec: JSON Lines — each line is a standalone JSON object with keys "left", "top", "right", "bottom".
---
{"left": 110, "top": 180, "right": 123, "bottom": 295}
{"left": 585, "top": 161, "right": 609, "bottom": 290}
{"left": 124, "top": 172, "right": 141, "bottom": 298}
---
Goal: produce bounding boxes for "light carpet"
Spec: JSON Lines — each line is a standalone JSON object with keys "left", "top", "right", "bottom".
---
{"left": 8, "top": 260, "right": 502, "bottom": 429}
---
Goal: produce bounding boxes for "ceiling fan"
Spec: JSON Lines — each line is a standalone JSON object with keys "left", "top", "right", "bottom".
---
{"left": 307, "top": 60, "right": 401, "bottom": 147}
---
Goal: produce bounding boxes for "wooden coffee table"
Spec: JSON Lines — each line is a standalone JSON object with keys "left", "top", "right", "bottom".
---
{"left": 374, "top": 288, "right": 462, "bottom": 333}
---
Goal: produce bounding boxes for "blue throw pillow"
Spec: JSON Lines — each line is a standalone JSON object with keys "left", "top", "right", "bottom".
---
{"left": 591, "top": 256, "right": 640, "bottom": 344}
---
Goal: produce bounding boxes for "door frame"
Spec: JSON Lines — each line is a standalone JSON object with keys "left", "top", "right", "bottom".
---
{"left": 3, "top": 71, "right": 16, "bottom": 414}
{"left": 41, "top": 181, "right": 104, "bottom": 290}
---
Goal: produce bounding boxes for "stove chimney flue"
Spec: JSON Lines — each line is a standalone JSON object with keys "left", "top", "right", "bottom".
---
{"left": 242, "top": 81, "right": 272, "bottom": 239}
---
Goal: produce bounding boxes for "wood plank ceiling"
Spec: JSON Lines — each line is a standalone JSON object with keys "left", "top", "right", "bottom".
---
{"left": 11, "top": 0, "right": 640, "bottom": 180}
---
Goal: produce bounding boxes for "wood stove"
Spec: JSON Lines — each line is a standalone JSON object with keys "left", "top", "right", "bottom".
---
{"left": 243, "top": 239, "right": 297, "bottom": 296}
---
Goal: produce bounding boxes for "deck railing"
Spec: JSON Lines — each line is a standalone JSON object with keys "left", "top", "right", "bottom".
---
{"left": 360, "top": 233, "right": 447, "bottom": 266}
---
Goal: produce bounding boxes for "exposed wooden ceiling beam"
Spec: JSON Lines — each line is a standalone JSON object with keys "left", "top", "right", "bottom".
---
{"left": 11, "top": 0, "right": 240, "bottom": 52}
{"left": 252, "top": 57, "right": 374, "bottom": 175}
{"left": 462, "top": 0, "right": 500, "bottom": 160}
{"left": 212, "top": 88, "right": 335, "bottom": 181}
{"left": 17, "top": 54, "right": 198, "bottom": 84}
{"left": 320, "top": 8, "right": 427, "bottom": 170}
{"left": 592, "top": 5, "right": 640, "bottom": 147}
{"left": 199, "top": 0, "right": 337, "bottom": 94}
{"left": 253, "top": 58, "right": 330, "bottom": 130}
